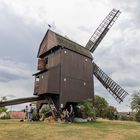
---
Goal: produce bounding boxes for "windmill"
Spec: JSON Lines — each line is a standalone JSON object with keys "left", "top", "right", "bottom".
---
{"left": 0, "top": 8, "right": 129, "bottom": 120}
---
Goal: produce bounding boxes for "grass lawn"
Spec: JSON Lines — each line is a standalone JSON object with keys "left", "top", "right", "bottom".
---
{"left": 0, "top": 119, "right": 140, "bottom": 140}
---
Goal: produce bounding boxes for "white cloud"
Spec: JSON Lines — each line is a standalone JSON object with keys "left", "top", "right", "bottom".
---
{"left": 0, "top": 58, "right": 31, "bottom": 80}
{"left": 0, "top": 58, "right": 34, "bottom": 110}
{"left": 0, "top": 58, "right": 34, "bottom": 97}
{"left": 0, "top": 0, "right": 113, "bottom": 44}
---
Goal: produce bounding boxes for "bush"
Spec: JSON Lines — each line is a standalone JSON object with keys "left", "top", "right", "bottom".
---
{"left": 129, "top": 116, "right": 135, "bottom": 121}
{"left": 39, "top": 104, "right": 50, "bottom": 120}
{"left": 102, "top": 106, "right": 117, "bottom": 120}
{"left": 94, "top": 95, "right": 108, "bottom": 117}
{"left": 119, "top": 115, "right": 129, "bottom": 121}
{"left": 135, "top": 110, "right": 140, "bottom": 122}
{"left": 0, "top": 113, "right": 10, "bottom": 119}
{"left": 78, "top": 100, "right": 96, "bottom": 121}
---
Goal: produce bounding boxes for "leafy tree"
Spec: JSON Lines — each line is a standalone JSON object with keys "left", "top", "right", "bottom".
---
{"left": 78, "top": 100, "right": 96, "bottom": 121}
{"left": 0, "top": 96, "right": 7, "bottom": 102}
{"left": 103, "top": 106, "right": 117, "bottom": 120}
{"left": 78, "top": 96, "right": 118, "bottom": 120}
{"left": 94, "top": 95, "right": 108, "bottom": 117}
{"left": 0, "top": 96, "right": 7, "bottom": 113}
{"left": 131, "top": 92, "right": 140, "bottom": 112}
{"left": 0, "top": 107, "right": 7, "bottom": 113}
{"left": 135, "top": 110, "right": 140, "bottom": 122}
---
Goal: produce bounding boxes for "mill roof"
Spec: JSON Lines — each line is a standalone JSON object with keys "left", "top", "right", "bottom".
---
{"left": 37, "top": 30, "right": 92, "bottom": 59}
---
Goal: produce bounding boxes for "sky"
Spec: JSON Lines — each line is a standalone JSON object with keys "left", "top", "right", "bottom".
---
{"left": 0, "top": 0, "right": 140, "bottom": 111}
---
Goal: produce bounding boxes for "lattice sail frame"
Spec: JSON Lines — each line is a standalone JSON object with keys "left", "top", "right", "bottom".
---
{"left": 93, "top": 62, "right": 128, "bottom": 103}
{"left": 86, "top": 8, "right": 121, "bottom": 53}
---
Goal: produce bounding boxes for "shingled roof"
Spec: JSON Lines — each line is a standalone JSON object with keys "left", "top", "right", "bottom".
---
{"left": 37, "top": 30, "right": 92, "bottom": 59}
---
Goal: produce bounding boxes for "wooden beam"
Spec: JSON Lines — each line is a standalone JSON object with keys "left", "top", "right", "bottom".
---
{"left": 0, "top": 96, "right": 42, "bottom": 107}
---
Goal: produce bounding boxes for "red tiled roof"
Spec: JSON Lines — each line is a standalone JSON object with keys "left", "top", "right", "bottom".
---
{"left": 10, "top": 112, "right": 26, "bottom": 119}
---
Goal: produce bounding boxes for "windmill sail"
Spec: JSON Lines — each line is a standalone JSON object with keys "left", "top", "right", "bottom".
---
{"left": 86, "top": 8, "right": 121, "bottom": 53}
{"left": 93, "top": 62, "right": 128, "bottom": 103}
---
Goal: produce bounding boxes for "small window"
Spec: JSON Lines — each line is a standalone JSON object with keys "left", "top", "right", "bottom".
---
{"left": 45, "top": 57, "right": 48, "bottom": 64}
{"left": 36, "top": 76, "right": 39, "bottom": 81}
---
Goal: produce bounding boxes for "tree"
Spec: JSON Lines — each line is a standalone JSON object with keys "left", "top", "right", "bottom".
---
{"left": 131, "top": 92, "right": 140, "bottom": 112}
{"left": 0, "top": 96, "right": 7, "bottom": 102}
{"left": 0, "top": 96, "right": 7, "bottom": 113}
{"left": 103, "top": 106, "right": 117, "bottom": 120}
{"left": 78, "top": 100, "right": 96, "bottom": 121}
{"left": 130, "top": 92, "right": 140, "bottom": 122}
{"left": 78, "top": 96, "right": 118, "bottom": 120}
{"left": 135, "top": 110, "right": 140, "bottom": 122}
{"left": 94, "top": 95, "right": 108, "bottom": 117}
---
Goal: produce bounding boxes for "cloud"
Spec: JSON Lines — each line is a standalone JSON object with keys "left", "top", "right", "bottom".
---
{"left": 0, "top": 3, "right": 43, "bottom": 110}
{"left": 0, "top": 3, "right": 45, "bottom": 67}
{"left": 77, "top": 26, "right": 92, "bottom": 34}
{"left": 0, "top": 58, "right": 32, "bottom": 82}
{"left": 0, "top": 58, "right": 34, "bottom": 99}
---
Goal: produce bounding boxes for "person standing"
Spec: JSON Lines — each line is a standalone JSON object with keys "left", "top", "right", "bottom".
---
{"left": 64, "top": 109, "right": 69, "bottom": 122}
{"left": 69, "top": 105, "right": 74, "bottom": 122}
{"left": 28, "top": 104, "right": 33, "bottom": 121}
{"left": 25, "top": 105, "right": 28, "bottom": 120}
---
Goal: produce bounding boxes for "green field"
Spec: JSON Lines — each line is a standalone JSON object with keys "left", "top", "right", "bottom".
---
{"left": 0, "top": 119, "right": 140, "bottom": 140}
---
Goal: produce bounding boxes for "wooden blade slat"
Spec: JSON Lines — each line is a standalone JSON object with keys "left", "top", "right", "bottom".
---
{"left": 93, "top": 62, "right": 128, "bottom": 103}
{"left": 86, "top": 9, "right": 121, "bottom": 53}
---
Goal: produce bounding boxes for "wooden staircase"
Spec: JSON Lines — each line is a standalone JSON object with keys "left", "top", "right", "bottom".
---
{"left": 46, "top": 97, "right": 61, "bottom": 120}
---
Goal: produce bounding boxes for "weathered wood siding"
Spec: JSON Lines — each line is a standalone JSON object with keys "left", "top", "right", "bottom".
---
{"left": 60, "top": 48, "right": 94, "bottom": 106}
{"left": 37, "top": 49, "right": 61, "bottom": 95}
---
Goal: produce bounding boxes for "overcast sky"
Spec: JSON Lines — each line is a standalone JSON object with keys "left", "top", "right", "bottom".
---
{"left": 0, "top": 0, "right": 140, "bottom": 111}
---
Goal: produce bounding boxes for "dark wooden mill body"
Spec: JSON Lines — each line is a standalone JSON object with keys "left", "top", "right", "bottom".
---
{"left": 0, "top": 9, "right": 129, "bottom": 120}
{"left": 33, "top": 30, "right": 94, "bottom": 109}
